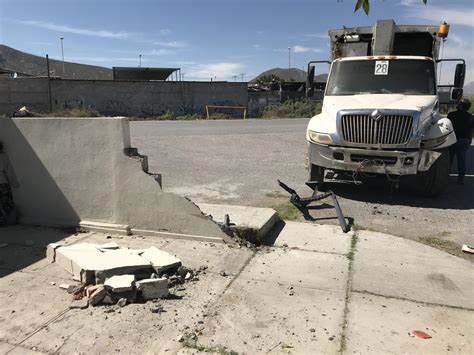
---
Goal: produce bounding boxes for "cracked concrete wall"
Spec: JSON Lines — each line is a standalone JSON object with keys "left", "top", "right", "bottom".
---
{"left": 0, "top": 77, "right": 248, "bottom": 117}
{"left": 0, "top": 117, "right": 226, "bottom": 239}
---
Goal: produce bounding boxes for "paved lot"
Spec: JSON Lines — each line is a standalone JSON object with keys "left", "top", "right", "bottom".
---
{"left": 130, "top": 119, "right": 474, "bottom": 249}
{"left": 0, "top": 223, "right": 472, "bottom": 354}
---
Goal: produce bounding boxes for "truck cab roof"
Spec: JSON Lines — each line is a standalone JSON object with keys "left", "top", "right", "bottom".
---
{"left": 335, "top": 56, "right": 435, "bottom": 62}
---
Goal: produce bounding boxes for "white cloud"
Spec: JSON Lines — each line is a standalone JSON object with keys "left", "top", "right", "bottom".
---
{"left": 439, "top": 40, "right": 474, "bottom": 84}
{"left": 404, "top": 5, "right": 474, "bottom": 28}
{"left": 111, "top": 48, "right": 175, "bottom": 56}
{"left": 253, "top": 44, "right": 261, "bottom": 49}
{"left": 399, "top": 0, "right": 423, "bottom": 8}
{"left": 19, "top": 20, "right": 134, "bottom": 39}
{"left": 292, "top": 45, "right": 322, "bottom": 53}
{"left": 158, "top": 29, "right": 172, "bottom": 36}
{"left": 189, "top": 62, "right": 244, "bottom": 80}
{"left": 141, "top": 49, "right": 176, "bottom": 56}
{"left": 68, "top": 56, "right": 144, "bottom": 63}
{"left": 153, "top": 41, "right": 188, "bottom": 48}
{"left": 168, "top": 61, "right": 197, "bottom": 66}
{"left": 303, "top": 33, "right": 328, "bottom": 40}
{"left": 400, "top": 2, "right": 474, "bottom": 82}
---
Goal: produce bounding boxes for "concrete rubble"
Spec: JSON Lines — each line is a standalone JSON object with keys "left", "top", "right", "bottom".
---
{"left": 46, "top": 242, "right": 197, "bottom": 308}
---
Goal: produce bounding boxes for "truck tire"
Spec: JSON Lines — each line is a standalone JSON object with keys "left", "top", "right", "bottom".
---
{"left": 309, "top": 164, "right": 325, "bottom": 185}
{"left": 416, "top": 148, "right": 450, "bottom": 197}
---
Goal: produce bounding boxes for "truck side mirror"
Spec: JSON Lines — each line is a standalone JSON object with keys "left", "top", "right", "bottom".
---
{"left": 306, "top": 65, "right": 315, "bottom": 97}
{"left": 454, "top": 63, "right": 465, "bottom": 88}
{"left": 451, "top": 88, "right": 463, "bottom": 101}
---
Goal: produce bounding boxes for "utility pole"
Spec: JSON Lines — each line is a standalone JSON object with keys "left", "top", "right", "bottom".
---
{"left": 232, "top": 75, "right": 238, "bottom": 82}
{"left": 46, "top": 54, "right": 53, "bottom": 112}
{"left": 288, "top": 47, "right": 291, "bottom": 70}
{"left": 139, "top": 54, "right": 142, "bottom": 67}
{"left": 60, "top": 37, "right": 65, "bottom": 77}
{"left": 240, "top": 73, "right": 245, "bottom": 82}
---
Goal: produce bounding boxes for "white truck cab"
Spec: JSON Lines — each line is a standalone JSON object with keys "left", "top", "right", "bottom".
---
{"left": 306, "top": 20, "right": 466, "bottom": 195}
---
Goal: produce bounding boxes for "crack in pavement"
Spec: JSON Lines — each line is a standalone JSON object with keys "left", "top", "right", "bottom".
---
{"left": 6, "top": 308, "right": 71, "bottom": 354}
{"left": 338, "top": 232, "right": 358, "bottom": 354}
{"left": 352, "top": 290, "right": 474, "bottom": 312}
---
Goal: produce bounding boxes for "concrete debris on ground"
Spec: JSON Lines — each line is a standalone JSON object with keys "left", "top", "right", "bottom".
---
{"left": 13, "top": 106, "right": 41, "bottom": 117}
{"left": 461, "top": 244, "right": 474, "bottom": 254}
{"left": 136, "top": 278, "right": 169, "bottom": 300}
{"left": 47, "top": 242, "right": 200, "bottom": 308}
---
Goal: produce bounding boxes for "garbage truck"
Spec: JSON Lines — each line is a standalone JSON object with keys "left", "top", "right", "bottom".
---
{"left": 306, "top": 20, "right": 466, "bottom": 195}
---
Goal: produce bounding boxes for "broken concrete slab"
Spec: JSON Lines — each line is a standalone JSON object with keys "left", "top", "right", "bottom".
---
{"left": 46, "top": 242, "right": 62, "bottom": 263}
{"left": 197, "top": 203, "right": 279, "bottom": 242}
{"left": 136, "top": 278, "right": 169, "bottom": 300}
{"left": 104, "top": 275, "right": 135, "bottom": 293}
{"left": 51, "top": 243, "right": 153, "bottom": 284}
{"left": 137, "top": 246, "right": 182, "bottom": 275}
{"left": 87, "top": 285, "right": 106, "bottom": 306}
{"left": 97, "top": 242, "right": 121, "bottom": 250}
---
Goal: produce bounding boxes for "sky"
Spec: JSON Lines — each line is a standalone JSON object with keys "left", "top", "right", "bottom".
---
{"left": 0, "top": 0, "right": 473, "bottom": 82}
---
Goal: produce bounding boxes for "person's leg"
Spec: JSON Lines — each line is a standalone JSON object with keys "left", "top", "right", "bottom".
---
{"left": 456, "top": 139, "right": 470, "bottom": 184}
{"left": 0, "top": 184, "right": 9, "bottom": 225}
{"left": 449, "top": 143, "right": 457, "bottom": 172}
{"left": 0, "top": 183, "right": 14, "bottom": 225}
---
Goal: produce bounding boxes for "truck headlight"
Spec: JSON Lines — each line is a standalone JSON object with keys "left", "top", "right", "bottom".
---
{"left": 421, "top": 134, "right": 449, "bottom": 148}
{"left": 308, "top": 130, "right": 333, "bottom": 145}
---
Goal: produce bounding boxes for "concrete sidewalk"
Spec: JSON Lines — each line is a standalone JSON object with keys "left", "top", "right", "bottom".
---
{"left": 0, "top": 222, "right": 472, "bottom": 354}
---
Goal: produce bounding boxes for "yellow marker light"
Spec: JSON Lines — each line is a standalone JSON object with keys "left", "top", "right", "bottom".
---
{"left": 438, "top": 22, "right": 450, "bottom": 38}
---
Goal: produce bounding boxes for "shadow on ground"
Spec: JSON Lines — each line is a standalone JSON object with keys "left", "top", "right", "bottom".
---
{"left": 0, "top": 226, "right": 78, "bottom": 278}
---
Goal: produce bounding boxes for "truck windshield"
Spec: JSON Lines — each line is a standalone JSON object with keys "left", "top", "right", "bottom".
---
{"left": 326, "top": 59, "right": 436, "bottom": 96}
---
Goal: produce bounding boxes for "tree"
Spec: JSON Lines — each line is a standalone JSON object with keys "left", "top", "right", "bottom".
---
{"left": 354, "top": 0, "right": 427, "bottom": 15}
{"left": 256, "top": 74, "right": 283, "bottom": 85}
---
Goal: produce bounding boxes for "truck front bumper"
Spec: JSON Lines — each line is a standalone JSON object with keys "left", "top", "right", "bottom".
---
{"left": 308, "top": 143, "right": 440, "bottom": 176}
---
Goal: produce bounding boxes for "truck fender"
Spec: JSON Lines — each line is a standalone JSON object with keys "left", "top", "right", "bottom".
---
{"left": 422, "top": 117, "right": 456, "bottom": 149}
{"left": 418, "top": 150, "right": 442, "bottom": 171}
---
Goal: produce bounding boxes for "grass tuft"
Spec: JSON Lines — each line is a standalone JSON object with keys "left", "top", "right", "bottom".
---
{"left": 272, "top": 201, "right": 300, "bottom": 221}
{"left": 47, "top": 107, "right": 100, "bottom": 117}
{"left": 419, "top": 235, "right": 473, "bottom": 261}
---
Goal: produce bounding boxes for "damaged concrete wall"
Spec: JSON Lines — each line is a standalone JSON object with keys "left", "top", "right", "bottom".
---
{"left": 0, "top": 78, "right": 248, "bottom": 117}
{"left": 0, "top": 117, "right": 226, "bottom": 239}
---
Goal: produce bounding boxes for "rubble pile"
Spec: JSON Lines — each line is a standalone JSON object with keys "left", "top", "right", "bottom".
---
{"left": 47, "top": 242, "right": 200, "bottom": 308}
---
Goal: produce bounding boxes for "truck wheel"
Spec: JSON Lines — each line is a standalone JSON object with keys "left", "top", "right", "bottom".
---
{"left": 416, "top": 149, "right": 450, "bottom": 197}
{"left": 309, "top": 164, "right": 325, "bottom": 185}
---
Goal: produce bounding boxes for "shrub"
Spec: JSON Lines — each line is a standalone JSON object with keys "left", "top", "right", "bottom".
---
{"left": 262, "top": 99, "right": 322, "bottom": 118}
{"left": 48, "top": 107, "right": 100, "bottom": 117}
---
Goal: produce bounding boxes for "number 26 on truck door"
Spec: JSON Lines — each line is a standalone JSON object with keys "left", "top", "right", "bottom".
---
{"left": 374, "top": 60, "right": 389, "bottom": 75}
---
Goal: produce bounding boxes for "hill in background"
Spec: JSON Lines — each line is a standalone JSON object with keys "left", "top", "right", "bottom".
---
{"left": 250, "top": 67, "right": 327, "bottom": 83}
{"left": 0, "top": 44, "right": 112, "bottom": 80}
{"left": 463, "top": 81, "right": 474, "bottom": 95}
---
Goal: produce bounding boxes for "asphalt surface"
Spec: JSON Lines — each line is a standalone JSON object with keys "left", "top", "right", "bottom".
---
{"left": 130, "top": 119, "right": 474, "bottom": 247}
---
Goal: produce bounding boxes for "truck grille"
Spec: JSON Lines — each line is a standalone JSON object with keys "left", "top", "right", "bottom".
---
{"left": 341, "top": 114, "right": 413, "bottom": 145}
